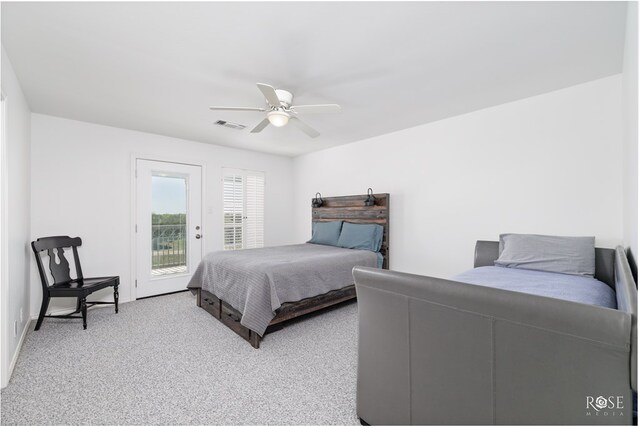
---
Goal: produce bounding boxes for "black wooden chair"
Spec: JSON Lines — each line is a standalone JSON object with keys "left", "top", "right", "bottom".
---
{"left": 31, "top": 236, "right": 119, "bottom": 330}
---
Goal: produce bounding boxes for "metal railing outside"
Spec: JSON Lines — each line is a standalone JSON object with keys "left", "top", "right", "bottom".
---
{"left": 152, "top": 224, "right": 187, "bottom": 270}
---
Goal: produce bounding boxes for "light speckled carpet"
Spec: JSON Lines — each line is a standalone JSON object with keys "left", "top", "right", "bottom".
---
{"left": 1, "top": 292, "right": 360, "bottom": 425}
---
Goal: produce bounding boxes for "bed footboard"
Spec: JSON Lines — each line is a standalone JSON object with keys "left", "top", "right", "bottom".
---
{"left": 196, "top": 286, "right": 357, "bottom": 349}
{"left": 353, "top": 263, "right": 635, "bottom": 425}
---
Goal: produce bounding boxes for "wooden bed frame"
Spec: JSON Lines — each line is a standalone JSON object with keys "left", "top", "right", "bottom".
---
{"left": 196, "top": 192, "right": 390, "bottom": 348}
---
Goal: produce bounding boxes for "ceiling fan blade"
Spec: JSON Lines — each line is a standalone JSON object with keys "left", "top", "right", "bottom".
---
{"left": 250, "top": 117, "right": 271, "bottom": 133}
{"left": 209, "top": 106, "right": 266, "bottom": 112}
{"left": 256, "top": 83, "right": 282, "bottom": 107}
{"left": 289, "top": 104, "right": 342, "bottom": 114}
{"left": 290, "top": 117, "right": 320, "bottom": 138}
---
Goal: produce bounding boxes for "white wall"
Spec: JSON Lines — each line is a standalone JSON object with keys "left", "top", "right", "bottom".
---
{"left": 622, "top": 2, "right": 638, "bottom": 272}
{"left": 30, "top": 114, "right": 295, "bottom": 315}
{"left": 1, "top": 47, "right": 32, "bottom": 388}
{"left": 293, "top": 75, "right": 624, "bottom": 279}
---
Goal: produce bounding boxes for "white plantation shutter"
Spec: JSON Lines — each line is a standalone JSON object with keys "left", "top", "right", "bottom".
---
{"left": 222, "top": 168, "right": 265, "bottom": 250}
{"left": 244, "top": 172, "right": 265, "bottom": 249}
{"left": 223, "top": 172, "right": 243, "bottom": 250}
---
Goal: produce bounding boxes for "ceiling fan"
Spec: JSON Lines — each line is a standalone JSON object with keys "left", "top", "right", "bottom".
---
{"left": 209, "top": 83, "right": 341, "bottom": 138}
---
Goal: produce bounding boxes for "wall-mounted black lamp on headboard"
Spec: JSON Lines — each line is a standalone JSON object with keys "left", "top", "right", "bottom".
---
{"left": 312, "top": 192, "right": 324, "bottom": 208}
{"left": 364, "top": 188, "right": 376, "bottom": 206}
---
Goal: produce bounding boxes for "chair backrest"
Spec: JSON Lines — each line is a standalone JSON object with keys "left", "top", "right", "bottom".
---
{"left": 31, "top": 236, "right": 84, "bottom": 288}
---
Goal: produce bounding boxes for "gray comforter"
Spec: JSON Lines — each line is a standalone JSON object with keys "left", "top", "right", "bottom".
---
{"left": 187, "top": 243, "right": 379, "bottom": 335}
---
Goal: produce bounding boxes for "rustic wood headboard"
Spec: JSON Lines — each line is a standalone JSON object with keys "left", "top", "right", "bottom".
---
{"left": 311, "top": 193, "right": 390, "bottom": 269}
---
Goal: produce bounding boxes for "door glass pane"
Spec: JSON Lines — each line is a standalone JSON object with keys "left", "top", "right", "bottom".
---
{"left": 151, "top": 174, "right": 187, "bottom": 276}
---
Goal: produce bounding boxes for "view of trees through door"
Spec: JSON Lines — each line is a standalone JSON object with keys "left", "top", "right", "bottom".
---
{"left": 151, "top": 212, "right": 187, "bottom": 275}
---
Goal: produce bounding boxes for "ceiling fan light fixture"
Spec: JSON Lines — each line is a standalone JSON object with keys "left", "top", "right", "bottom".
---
{"left": 210, "top": 83, "right": 340, "bottom": 137}
{"left": 267, "top": 110, "right": 290, "bottom": 127}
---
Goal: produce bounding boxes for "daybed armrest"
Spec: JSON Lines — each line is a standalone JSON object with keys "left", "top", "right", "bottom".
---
{"left": 615, "top": 246, "right": 637, "bottom": 391}
{"left": 474, "top": 240, "right": 499, "bottom": 267}
{"left": 354, "top": 266, "right": 634, "bottom": 425}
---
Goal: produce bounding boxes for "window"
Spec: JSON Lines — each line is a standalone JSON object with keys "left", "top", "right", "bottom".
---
{"left": 223, "top": 168, "right": 265, "bottom": 250}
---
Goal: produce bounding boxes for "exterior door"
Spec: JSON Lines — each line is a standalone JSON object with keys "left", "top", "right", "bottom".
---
{"left": 136, "top": 159, "right": 202, "bottom": 298}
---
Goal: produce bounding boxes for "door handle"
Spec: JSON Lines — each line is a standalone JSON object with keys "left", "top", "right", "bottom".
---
{"left": 195, "top": 234, "right": 201, "bottom": 239}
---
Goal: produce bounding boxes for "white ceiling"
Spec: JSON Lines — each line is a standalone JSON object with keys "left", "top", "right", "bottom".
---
{"left": 1, "top": 2, "right": 627, "bottom": 157}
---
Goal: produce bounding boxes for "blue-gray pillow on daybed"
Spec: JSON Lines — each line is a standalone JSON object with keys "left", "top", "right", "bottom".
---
{"left": 307, "top": 221, "right": 343, "bottom": 246}
{"left": 495, "top": 233, "right": 596, "bottom": 277}
{"left": 337, "top": 222, "right": 384, "bottom": 252}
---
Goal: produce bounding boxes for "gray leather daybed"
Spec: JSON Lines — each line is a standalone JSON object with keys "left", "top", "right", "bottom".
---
{"left": 353, "top": 240, "right": 637, "bottom": 425}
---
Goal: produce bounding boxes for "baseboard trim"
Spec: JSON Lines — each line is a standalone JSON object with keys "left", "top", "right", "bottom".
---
{"left": 136, "top": 289, "right": 188, "bottom": 300}
{"left": 3, "top": 318, "right": 31, "bottom": 388}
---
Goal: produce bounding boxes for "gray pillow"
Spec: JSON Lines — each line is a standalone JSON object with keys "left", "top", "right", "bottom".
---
{"left": 337, "top": 222, "right": 384, "bottom": 252}
{"left": 307, "top": 221, "right": 343, "bottom": 246}
{"left": 495, "top": 234, "right": 596, "bottom": 277}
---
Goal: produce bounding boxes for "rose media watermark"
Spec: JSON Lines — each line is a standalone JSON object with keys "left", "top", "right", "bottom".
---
{"left": 585, "top": 395, "right": 624, "bottom": 418}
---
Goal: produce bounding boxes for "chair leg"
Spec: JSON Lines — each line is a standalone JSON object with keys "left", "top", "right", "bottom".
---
{"left": 80, "top": 297, "right": 87, "bottom": 330}
{"left": 34, "top": 294, "right": 50, "bottom": 331}
{"left": 114, "top": 284, "right": 119, "bottom": 314}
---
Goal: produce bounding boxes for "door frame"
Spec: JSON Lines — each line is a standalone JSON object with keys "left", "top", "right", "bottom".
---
{"left": 0, "top": 92, "right": 8, "bottom": 388}
{"left": 130, "top": 153, "right": 206, "bottom": 301}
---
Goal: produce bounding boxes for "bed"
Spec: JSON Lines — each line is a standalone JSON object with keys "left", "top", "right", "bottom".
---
{"left": 188, "top": 193, "right": 389, "bottom": 348}
{"left": 353, "top": 237, "right": 637, "bottom": 425}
